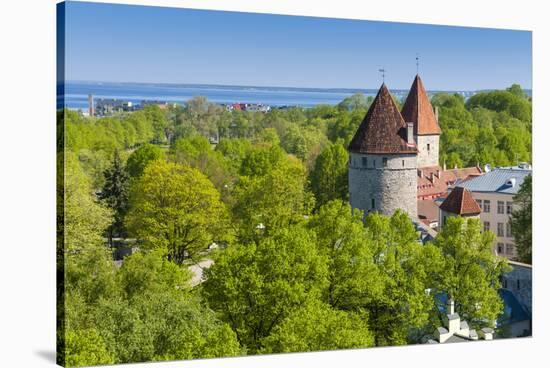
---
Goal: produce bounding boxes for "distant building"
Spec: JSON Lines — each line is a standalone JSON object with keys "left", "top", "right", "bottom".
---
{"left": 455, "top": 164, "right": 532, "bottom": 259}
{"left": 225, "top": 102, "right": 271, "bottom": 113}
{"left": 95, "top": 98, "right": 136, "bottom": 116}
{"left": 438, "top": 186, "right": 481, "bottom": 228}
{"left": 88, "top": 94, "right": 94, "bottom": 117}
{"left": 141, "top": 100, "right": 170, "bottom": 109}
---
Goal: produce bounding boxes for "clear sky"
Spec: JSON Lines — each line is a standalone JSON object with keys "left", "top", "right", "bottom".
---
{"left": 63, "top": 1, "right": 532, "bottom": 90}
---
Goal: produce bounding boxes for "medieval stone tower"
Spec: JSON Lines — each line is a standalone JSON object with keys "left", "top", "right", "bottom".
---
{"left": 348, "top": 83, "right": 418, "bottom": 218}
{"left": 401, "top": 75, "right": 441, "bottom": 168}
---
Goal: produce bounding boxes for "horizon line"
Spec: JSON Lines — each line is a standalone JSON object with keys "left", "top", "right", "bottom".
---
{"left": 64, "top": 79, "right": 531, "bottom": 93}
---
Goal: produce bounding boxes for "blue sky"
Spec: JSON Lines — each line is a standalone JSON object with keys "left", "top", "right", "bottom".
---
{"left": 63, "top": 1, "right": 532, "bottom": 90}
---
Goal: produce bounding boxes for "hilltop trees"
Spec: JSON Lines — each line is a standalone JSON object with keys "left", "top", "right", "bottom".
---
{"left": 125, "top": 160, "right": 229, "bottom": 264}
{"left": 511, "top": 175, "right": 532, "bottom": 264}
{"left": 434, "top": 85, "right": 531, "bottom": 168}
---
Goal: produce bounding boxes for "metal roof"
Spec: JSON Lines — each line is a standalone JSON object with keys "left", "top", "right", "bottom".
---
{"left": 455, "top": 168, "right": 531, "bottom": 195}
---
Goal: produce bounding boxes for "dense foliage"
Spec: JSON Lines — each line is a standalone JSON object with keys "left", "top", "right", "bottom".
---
{"left": 59, "top": 85, "right": 528, "bottom": 365}
{"left": 433, "top": 86, "right": 531, "bottom": 169}
{"left": 510, "top": 175, "right": 532, "bottom": 264}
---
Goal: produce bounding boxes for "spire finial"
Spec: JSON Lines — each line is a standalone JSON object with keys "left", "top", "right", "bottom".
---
{"left": 378, "top": 67, "right": 386, "bottom": 84}
{"left": 416, "top": 53, "right": 420, "bottom": 74}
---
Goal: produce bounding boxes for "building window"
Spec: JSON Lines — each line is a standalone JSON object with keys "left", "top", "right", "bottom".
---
{"left": 497, "top": 243, "right": 504, "bottom": 254}
{"left": 362, "top": 157, "right": 367, "bottom": 167}
{"left": 506, "top": 201, "right": 513, "bottom": 214}
{"left": 427, "top": 143, "right": 430, "bottom": 151}
{"left": 504, "top": 279, "right": 508, "bottom": 288}
{"left": 506, "top": 243, "right": 514, "bottom": 256}
{"left": 402, "top": 160, "right": 405, "bottom": 167}
{"left": 497, "top": 223, "right": 504, "bottom": 237}
{"left": 483, "top": 200, "right": 491, "bottom": 213}
{"left": 517, "top": 279, "right": 521, "bottom": 290}
{"left": 506, "top": 222, "right": 512, "bottom": 238}
{"left": 497, "top": 201, "right": 504, "bottom": 214}
{"left": 371, "top": 198, "right": 375, "bottom": 209}
{"left": 476, "top": 199, "right": 482, "bottom": 208}
{"left": 383, "top": 157, "right": 388, "bottom": 167}
{"left": 483, "top": 221, "right": 490, "bottom": 232}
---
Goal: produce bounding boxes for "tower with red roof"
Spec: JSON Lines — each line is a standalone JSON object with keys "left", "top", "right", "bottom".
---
{"left": 348, "top": 83, "right": 418, "bottom": 218}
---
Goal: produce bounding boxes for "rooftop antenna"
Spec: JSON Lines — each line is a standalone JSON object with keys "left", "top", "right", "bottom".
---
{"left": 416, "top": 54, "right": 420, "bottom": 74}
{"left": 379, "top": 68, "right": 386, "bottom": 84}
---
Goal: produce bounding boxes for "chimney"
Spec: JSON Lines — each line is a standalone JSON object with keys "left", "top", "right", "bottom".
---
{"left": 435, "top": 106, "right": 439, "bottom": 123}
{"left": 407, "top": 122, "right": 414, "bottom": 144}
{"left": 446, "top": 299, "right": 455, "bottom": 315}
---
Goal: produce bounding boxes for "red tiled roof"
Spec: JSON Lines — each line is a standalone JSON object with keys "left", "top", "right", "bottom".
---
{"left": 348, "top": 84, "right": 417, "bottom": 154}
{"left": 401, "top": 75, "right": 441, "bottom": 136}
{"left": 417, "top": 166, "right": 483, "bottom": 199}
{"left": 439, "top": 186, "right": 481, "bottom": 215}
{"left": 417, "top": 199, "right": 440, "bottom": 223}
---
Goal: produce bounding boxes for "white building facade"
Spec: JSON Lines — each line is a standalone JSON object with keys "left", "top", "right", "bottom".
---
{"left": 456, "top": 165, "right": 531, "bottom": 260}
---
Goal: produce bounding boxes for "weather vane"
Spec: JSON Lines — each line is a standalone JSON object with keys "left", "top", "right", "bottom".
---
{"left": 416, "top": 53, "right": 420, "bottom": 74}
{"left": 378, "top": 68, "right": 386, "bottom": 83}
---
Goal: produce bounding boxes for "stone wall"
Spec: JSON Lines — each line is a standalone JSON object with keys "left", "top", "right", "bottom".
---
{"left": 416, "top": 134, "right": 439, "bottom": 168}
{"left": 349, "top": 152, "right": 417, "bottom": 218}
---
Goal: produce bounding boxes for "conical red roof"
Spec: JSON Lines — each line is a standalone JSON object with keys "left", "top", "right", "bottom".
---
{"left": 401, "top": 75, "right": 441, "bottom": 135}
{"left": 439, "top": 187, "right": 481, "bottom": 215}
{"left": 348, "top": 84, "right": 417, "bottom": 154}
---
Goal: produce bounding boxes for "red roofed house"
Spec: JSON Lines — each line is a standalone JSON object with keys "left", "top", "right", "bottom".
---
{"left": 438, "top": 186, "right": 481, "bottom": 227}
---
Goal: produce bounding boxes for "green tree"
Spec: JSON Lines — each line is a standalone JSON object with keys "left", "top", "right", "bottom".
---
{"left": 117, "top": 250, "right": 192, "bottom": 300}
{"left": 64, "top": 329, "right": 115, "bottom": 367}
{"left": 99, "top": 150, "right": 130, "bottom": 243}
{"left": 260, "top": 299, "right": 374, "bottom": 353}
{"left": 126, "top": 160, "right": 229, "bottom": 264}
{"left": 202, "top": 226, "right": 328, "bottom": 353}
{"left": 363, "top": 211, "right": 443, "bottom": 346}
{"left": 309, "top": 143, "right": 349, "bottom": 208}
{"left": 308, "top": 200, "right": 381, "bottom": 309}
{"left": 431, "top": 217, "right": 509, "bottom": 329}
{"left": 232, "top": 156, "right": 314, "bottom": 242}
{"left": 126, "top": 144, "right": 164, "bottom": 179}
{"left": 510, "top": 175, "right": 532, "bottom": 263}
{"left": 170, "top": 136, "right": 233, "bottom": 191}
{"left": 64, "top": 153, "right": 112, "bottom": 253}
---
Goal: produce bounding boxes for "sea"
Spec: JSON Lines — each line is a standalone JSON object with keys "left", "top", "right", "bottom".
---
{"left": 61, "top": 81, "right": 478, "bottom": 111}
